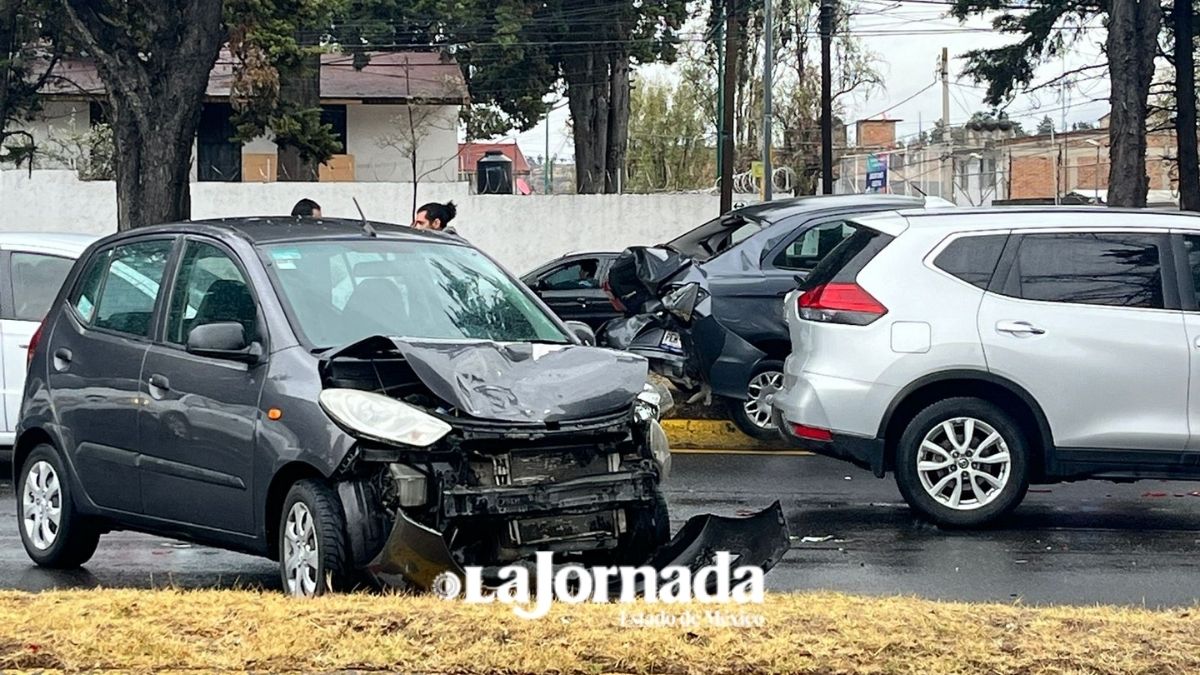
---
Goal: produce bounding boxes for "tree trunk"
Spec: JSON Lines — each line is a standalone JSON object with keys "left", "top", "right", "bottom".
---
{"left": 566, "top": 47, "right": 610, "bottom": 194}
{"left": 1174, "top": 0, "right": 1200, "bottom": 211}
{"left": 604, "top": 51, "right": 630, "bottom": 193}
{"left": 1105, "top": 0, "right": 1162, "bottom": 207}
{"left": 60, "top": 0, "right": 224, "bottom": 229}
{"left": 277, "top": 48, "right": 321, "bottom": 182}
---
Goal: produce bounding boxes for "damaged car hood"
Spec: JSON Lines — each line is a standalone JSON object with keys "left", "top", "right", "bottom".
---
{"left": 322, "top": 336, "right": 649, "bottom": 423}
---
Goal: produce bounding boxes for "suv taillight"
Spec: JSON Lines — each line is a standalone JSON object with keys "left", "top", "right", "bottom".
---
{"left": 797, "top": 282, "right": 887, "bottom": 325}
{"left": 602, "top": 277, "right": 626, "bottom": 312}
{"left": 27, "top": 321, "right": 44, "bottom": 369}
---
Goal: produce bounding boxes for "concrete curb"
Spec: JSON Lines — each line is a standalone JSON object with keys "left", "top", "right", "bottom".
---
{"left": 661, "top": 418, "right": 796, "bottom": 451}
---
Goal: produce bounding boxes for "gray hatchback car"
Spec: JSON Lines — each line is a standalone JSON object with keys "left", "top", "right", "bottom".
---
{"left": 15, "top": 218, "right": 788, "bottom": 596}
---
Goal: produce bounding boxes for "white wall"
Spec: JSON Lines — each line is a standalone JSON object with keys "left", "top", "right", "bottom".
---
{"left": 0, "top": 170, "right": 749, "bottom": 273}
{"left": 348, "top": 104, "right": 459, "bottom": 183}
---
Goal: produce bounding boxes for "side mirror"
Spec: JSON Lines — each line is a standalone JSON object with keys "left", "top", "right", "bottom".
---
{"left": 186, "top": 322, "right": 261, "bottom": 363}
{"left": 564, "top": 320, "right": 597, "bottom": 346}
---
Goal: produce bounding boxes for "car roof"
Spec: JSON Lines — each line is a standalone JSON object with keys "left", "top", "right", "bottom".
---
{"left": 733, "top": 194, "right": 926, "bottom": 221}
{"left": 852, "top": 206, "right": 1200, "bottom": 237}
{"left": 0, "top": 232, "right": 99, "bottom": 255}
{"left": 100, "top": 217, "right": 463, "bottom": 247}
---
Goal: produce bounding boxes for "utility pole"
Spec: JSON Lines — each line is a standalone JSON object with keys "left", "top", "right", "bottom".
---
{"left": 762, "top": 0, "right": 774, "bottom": 201}
{"left": 716, "top": 12, "right": 725, "bottom": 191}
{"left": 939, "top": 46, "right": 952, "bottom": 203}
{"left": 720, "top": 0, "right": 739, "bottom": 213}
{"left": 544, "top": 111, "right": 551, "bottom": 194}
{"left": 819, "top": 0, "right": 834, "bottom": 195}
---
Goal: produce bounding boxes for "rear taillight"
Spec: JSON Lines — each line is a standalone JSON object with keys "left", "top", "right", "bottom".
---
{"left": 797, "top": 282, "right": 887, "bottom": 325}
{"left": 26, "top": 321, "right": 44, "bottom": 369}
{"left": 602, "top": 277, "right": 626, "bottom": 312}
{"left": 791, "top": 423, "right": 833, "bottom": 442}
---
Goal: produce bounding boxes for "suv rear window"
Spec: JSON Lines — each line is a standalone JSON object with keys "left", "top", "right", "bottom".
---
{"left": 932, "top": 235, "right": 1006, "bottom": 289}
{"left": 801, "top": 224, "right": 894, "bottom": 289}
{"left": 1009, "top": 233, "right": 1165, "bottom": 309}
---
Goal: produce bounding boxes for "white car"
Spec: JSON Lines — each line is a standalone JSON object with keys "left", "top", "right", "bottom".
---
{"left": 772, "top": 207, "right": 1200, "bottom": 526}
{"left": 0, "top": 233, "right": 97, "bottom": 460}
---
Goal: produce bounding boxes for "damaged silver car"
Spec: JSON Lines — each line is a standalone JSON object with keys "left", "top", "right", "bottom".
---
{"left": 16, "top": 218, "right": 789, "bottom": 596}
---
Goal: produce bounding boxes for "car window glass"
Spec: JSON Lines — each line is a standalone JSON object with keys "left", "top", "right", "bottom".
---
{"left": 166, "top": 241, "right": 256, "bottom": 345}
{"left": 932, "top": 235, "right": 1007, "bottom": 289}
{"left": 774, "top": 221, "right": 853, "bottom": 270}
{"left": 1013, "top": 233, "right": 1164, "bottom": 309}
{"left": 539, "top": 260, "right": 601, "bottom": 290}
{"left": 1181, "top": 235, "right": 1200, "bottom": 303}
{"left": 72, "top": 250, "right": 108, "bottom": 322}
{"left": 266, "top": 240, "right": 567, "bottom": 348}
{"left": 90, "top": 240, "right": 173, "bottom": 336}
{"left": 12, "top": 253, "right": 74, "bottom": 321}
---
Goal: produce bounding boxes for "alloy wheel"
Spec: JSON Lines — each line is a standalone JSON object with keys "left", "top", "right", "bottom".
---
{"left": 283, "top": 502, "right": 320, "bottom": 596}
{"left": 22, "top": 460, "right": 62, "bottom": 550}
{"left": 916, "top": 417, "right": 1011, "bottom": 511}
{"left": 743, "top": 370, "right": 784, "bottom": 430}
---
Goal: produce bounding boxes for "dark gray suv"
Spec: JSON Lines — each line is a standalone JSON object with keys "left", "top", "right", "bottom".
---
{"left": 14, "top": 218, "right": 789, "bottom": 596}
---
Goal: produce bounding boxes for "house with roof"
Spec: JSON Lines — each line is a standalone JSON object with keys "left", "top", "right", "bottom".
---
{"left": 20, "top": 51, "right": 469, "bottom": 183}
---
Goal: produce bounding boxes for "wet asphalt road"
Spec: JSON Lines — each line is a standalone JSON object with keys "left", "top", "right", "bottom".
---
{"left": 4, "top": 452, "right": 1200, "bottom": 608}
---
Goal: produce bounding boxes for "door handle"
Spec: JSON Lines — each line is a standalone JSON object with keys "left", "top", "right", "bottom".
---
{"left": 147, "top": 374, "right": 170, "bottom": 397}
{"left": 996, "top": 320, "right": 1045, "bottom": 336}
{"left": 52, "top": 347, "right": 72, "bottom": 372}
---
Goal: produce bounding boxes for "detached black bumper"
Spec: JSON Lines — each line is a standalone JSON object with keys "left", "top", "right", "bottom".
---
{"left": 775, "top": 411, "right": 886, "bottom": 477}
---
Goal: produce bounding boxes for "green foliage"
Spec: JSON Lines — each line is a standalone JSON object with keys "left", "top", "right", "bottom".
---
{"left": 0, "top": 0, "right": 68, "bottom": 167}
{"left": 948, "top": 1, "right": 1102, "bottom": 105}
{"left": 1036, "top": 115, "right": 1055, "bottom": 135}
{"left": 626, "top": 67, "right": 715, "bottom": 192}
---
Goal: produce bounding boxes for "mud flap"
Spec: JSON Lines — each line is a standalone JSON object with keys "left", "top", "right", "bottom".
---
{"left": 369, "top": 502, "right": 790, "bottom": 593}
{"left": 645, "top": 501, "right": 790, "bottom": 590}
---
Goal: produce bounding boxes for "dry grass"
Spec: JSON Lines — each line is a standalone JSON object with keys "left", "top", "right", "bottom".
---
{"left": 1, "top": 589, "right": 1199, "bottom": 673}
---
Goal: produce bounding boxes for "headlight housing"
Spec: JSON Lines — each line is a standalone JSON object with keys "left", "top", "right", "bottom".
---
{"left": 634, "top": 380, "right": 675, "bottom": 422}
{"left": 319, "top": 388, "right": 452, "bottom": 447}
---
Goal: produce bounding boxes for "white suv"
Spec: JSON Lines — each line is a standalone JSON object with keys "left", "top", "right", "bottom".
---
{"left": 771, "top": 207, "right": 1200, "bottom": 526}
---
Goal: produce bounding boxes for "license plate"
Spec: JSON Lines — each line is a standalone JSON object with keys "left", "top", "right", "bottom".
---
{"left": 660, "top": 331, "right": 683, "bottom": 352}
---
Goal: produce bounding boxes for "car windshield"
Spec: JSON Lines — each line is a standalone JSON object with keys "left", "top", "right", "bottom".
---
{"left": 262, "top": 239, "right": 569, "bottom": 349}
{"left": 665, "top": 213, "right": 767, "bottom": 262}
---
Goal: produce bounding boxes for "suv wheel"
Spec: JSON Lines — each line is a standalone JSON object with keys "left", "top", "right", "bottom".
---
{"left": 728, "top": 360, "right": 785, "bottom": 440}
{"left": 894, "top": 397, "right": 1030, "bottom": 527}
{"left": 279, "top": 480, "right": 351, "bottom": 597}
{"left": 17, "top": 445, "right": 101, "bottom": 567}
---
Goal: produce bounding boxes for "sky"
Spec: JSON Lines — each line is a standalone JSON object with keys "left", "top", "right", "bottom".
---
{"left": 495, "top": 0, "right": 1113, "bottom": 160}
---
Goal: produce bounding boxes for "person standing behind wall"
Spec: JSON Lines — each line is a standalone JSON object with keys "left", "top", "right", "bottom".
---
{"left": 412, "top": 201, "right": 458, "bottom": 235}
{"left": 291, "top": 199, "right": 322, "bottom": 218}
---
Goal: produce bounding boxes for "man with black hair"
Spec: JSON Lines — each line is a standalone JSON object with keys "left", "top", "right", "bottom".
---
{"left": 291, "top": 199, "right": 322, "bottom": 218}
{"left": 413, "top": 201, "right": 458, "bottom": 234}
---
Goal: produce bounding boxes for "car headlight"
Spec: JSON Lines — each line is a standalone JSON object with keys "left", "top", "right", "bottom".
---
{"left": 319, "top": 388, "right": 452, "bottom": 447}
{"left": 634, "top": 380, "right": 675, "bottom": 422}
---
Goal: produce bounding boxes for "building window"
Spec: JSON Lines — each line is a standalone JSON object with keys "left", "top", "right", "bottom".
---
{"left": 321, "top": 105, "right": 348, "bottom": 154}
{"left": 197, "top": 103, "right": 242, "bottom": 182}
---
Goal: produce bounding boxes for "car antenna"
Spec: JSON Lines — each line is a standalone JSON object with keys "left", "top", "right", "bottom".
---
{"left": 353, "top": 197, "right": 377, "bottom": 237}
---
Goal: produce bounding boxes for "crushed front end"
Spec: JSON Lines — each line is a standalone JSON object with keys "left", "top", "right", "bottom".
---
{"left": 320, "top": 336, "right": 788, "bottom": 591}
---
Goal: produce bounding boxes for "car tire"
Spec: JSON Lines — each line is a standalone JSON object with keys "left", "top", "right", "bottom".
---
{"left": 278, "top": 479, "right": 352, "bottom": 597}
{"left": 727, "top": 359, "right": 786, "bottom": 441}
{"left": 894, "top": 397, "right": 1030, "bottom": 528}
{"left": 17, "top": 444, "right": 101, "bottom": 568}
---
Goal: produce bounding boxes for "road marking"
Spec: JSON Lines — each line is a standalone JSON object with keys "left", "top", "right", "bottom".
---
{"left": 671, "top": 447, "right": 814, "bottom": 456}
